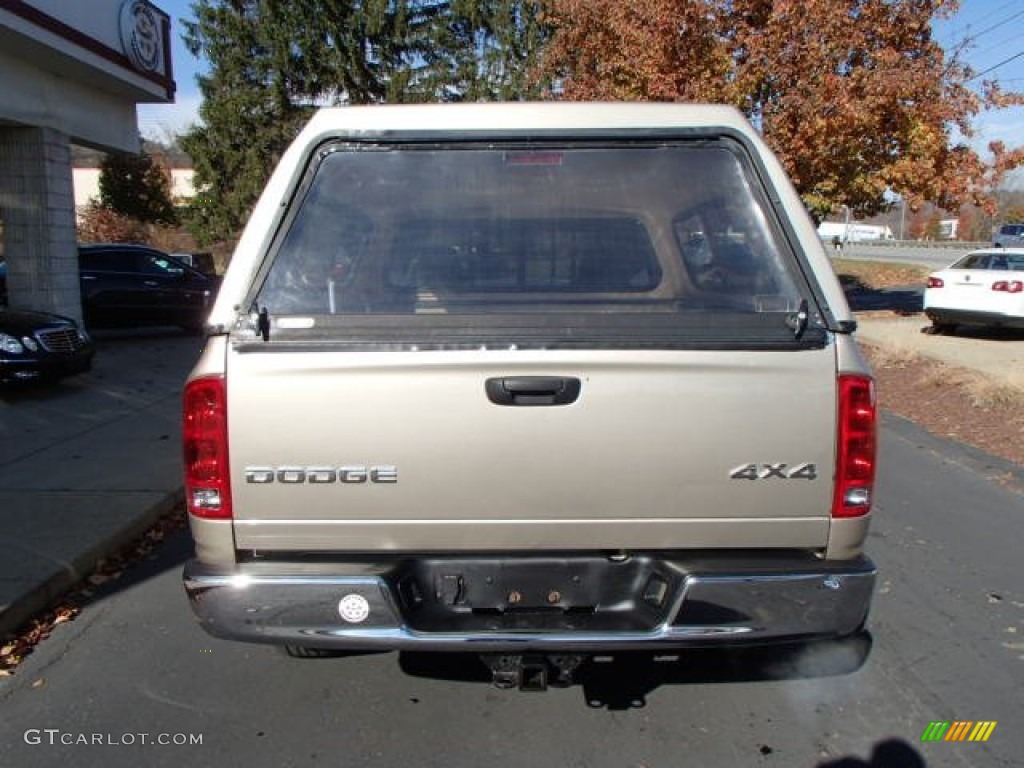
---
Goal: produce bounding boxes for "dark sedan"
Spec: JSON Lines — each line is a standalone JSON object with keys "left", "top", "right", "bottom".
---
{"left": 0, "top": 307, "right": 95, "bottom": 385}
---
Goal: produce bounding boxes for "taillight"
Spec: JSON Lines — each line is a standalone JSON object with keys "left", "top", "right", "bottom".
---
{"left": 183, "top": 375, "right": 232, "bottom": 519}
{"left": 833, "top": 375, "right": 876, "bottom": 518}
{"left": 926, "top": 276, "right": 944, "bottom": 288}
{"left": 992, "top": 280, "right": 1023, "bottom": 293}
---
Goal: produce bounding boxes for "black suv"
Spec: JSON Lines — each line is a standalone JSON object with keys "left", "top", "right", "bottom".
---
{"left": 1, "top": 245, "right": 219, "bottom": 332}
{"left": 78, "top": 244, "right": 219, "bottom": 332}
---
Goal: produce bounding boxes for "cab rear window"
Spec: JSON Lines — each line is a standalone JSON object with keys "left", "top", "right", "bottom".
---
{"left": 386, "top": 216, "right": 661, "bottom": 296}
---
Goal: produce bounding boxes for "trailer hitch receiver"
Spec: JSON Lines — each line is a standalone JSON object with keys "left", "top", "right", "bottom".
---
{"left": 480, "top": 653, "right": 585, "bottom": 691}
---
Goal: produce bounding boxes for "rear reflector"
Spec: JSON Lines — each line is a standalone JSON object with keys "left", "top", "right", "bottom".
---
{"left": 183, "top": 375, "right": 232, "bottom": 519}
{"left": 833, "top": 375, "right": 876, "bottom": 518}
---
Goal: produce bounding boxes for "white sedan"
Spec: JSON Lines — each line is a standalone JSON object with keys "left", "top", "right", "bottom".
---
{"left": 923, "top": 248, "right": 1024, "bottom": 333}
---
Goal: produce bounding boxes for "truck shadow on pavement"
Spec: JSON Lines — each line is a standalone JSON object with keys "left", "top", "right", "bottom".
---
{"left": 398, "top": 632, "right": 873, "bottom": 709}
{"left": 843, "top": 283, "right": 924, "bottom": 314}
{"left": 816, "top": 738, "right": 928, "bottom": 767}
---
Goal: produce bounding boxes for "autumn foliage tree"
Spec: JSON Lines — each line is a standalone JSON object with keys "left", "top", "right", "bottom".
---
{"left": 537, "top": 0, "right": 1024, "bottom": 219}
{"left": 77, "top": 203, "right": 148, "bottom": 244}
{"left": 997, "top": 192, "right": 1024, "bottom": 224}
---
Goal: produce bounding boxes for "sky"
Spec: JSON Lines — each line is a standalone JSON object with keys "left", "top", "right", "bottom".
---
{"left": 137, "top": 0, "right": 1024, "bottom": 155}
{"left": 932, "top": 0, "right": 1024, "bottom": 153}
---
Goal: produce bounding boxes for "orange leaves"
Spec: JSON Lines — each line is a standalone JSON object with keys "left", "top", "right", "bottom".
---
{"left": 0, "top": 606, "right": 79, "bottom": 675}
{"left": 538, "top": 0, "right": 1022, "bottom": 218}
{"left": 540, "top": 0, "right": 738, "bottom": 103}
{"left": 76, "top": 202, "right": 149, "bottom": 244}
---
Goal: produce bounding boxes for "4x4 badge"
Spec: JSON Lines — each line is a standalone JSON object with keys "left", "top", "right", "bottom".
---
{"left": 729, "top": 463, "right": 817, "bottom": 480}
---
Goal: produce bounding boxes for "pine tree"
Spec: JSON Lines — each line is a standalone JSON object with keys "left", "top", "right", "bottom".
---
{"left": 412, "top": 1, "right": 550, "bottom": 102}
{"left": 98, "top": 150, "right": 178, "bottom": 226}
{"left": 180, "top": 1, "right": 549, "bottom": 246}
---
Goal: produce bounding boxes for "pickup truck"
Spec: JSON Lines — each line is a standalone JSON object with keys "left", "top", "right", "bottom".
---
{"left": 183, "top": 103, "right": 877, "bottom": 689}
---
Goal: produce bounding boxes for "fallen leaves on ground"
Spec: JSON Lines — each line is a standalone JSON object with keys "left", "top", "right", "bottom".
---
{"left": 0, "top": 506, "right": 186, "bottom": 675}
{"left": 0, "top": 606, "right": 79, "bottom": 675}
{"left": 862, "top": 344, "right": 1024, "bottom": 468}
{"left": 832, "top": 258, "right": 931, "bottom": 291}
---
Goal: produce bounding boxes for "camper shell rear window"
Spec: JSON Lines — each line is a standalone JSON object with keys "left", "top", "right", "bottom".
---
{"left": 248, "top": 140, "right": 821, "bottom": 350}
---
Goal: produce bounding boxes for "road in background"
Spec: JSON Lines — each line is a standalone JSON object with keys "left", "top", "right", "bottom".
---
{"left": 0, "top": 330, "right": 201, "bottom": 636}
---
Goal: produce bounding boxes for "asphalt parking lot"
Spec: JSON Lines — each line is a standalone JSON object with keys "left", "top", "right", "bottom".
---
{"left": 0, "top": 329, "right": 203, "bottom": 636}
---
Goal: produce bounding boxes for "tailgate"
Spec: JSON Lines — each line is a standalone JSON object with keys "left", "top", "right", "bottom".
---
{"left": 227, "top": 346, "right": 836, "bottom": 552}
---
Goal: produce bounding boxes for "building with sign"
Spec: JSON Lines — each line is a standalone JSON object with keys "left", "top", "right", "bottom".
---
{"left": 0, "top": 0, "right": 174, "bottom": 321}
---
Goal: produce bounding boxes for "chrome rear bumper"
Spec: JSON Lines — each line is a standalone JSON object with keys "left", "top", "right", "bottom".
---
{"left": 184, "top": 554, "right": 875, "bottom": 652}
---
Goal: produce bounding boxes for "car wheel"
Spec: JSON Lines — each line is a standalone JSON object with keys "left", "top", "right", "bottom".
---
{"left": 923, "top": 321, "right": 956, "bottom": 336}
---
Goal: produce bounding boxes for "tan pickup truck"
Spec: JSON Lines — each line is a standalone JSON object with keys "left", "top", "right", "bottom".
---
{"left": 183, "top": 103, "right": 877, "bottom": 689}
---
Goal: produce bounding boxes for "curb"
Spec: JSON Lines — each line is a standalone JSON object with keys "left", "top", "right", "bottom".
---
{"left": 0, "top": 489, "right": 184, "bottom": 638}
